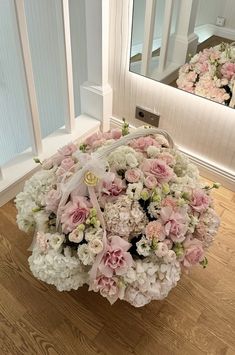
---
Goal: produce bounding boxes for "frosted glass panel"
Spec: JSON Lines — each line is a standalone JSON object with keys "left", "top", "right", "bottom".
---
{"left": 24, "top": 0, "right": 69, "bottom": 138}
{"left": 0, "top": 0, "right": 31, "bottom": 166}
{"left": 69, "top": 0, "right": 87, "bottom": 117}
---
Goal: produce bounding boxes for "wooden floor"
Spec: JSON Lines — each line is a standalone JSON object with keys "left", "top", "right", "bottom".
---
{"left": 0, "top": 178, "right": 235, "bottom": 355}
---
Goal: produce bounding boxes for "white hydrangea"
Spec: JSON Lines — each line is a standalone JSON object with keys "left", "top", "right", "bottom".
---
{"left": 147, "top": 145, "right": 160, "bottom": 158}
{"left": 108, "top": 146, "right": 140, "bottom": 171}
{"left": 124, "top": 259, "right": 181, "bottom": 307}
{"left": 28, "top": 248, "right": 88, "bottom": 291}
{"left": 15, "top": 169, "right": 56, "bottom": 233}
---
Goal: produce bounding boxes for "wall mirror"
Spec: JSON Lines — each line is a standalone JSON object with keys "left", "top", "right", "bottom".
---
{"left": 130, "top": 0, "right": 235, "bottom": 108}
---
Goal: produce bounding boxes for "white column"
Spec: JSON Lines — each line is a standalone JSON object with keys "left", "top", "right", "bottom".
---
{"left": 158, "top": 0, "right": 174, "bottom": 72}
{"left": 14, "top": 0, "right": 42, "bottom": 155}
{"left": 170, "top": 0, "right": 199, "bottom": 65}
{"left": 62, "top": 0, "right": 75, "bottom": 133}
{"left": 141, "top": 0, "right": 157, "bottom": 77}
{"left": 80, "top": 0, "right": 112, "bottom": 132}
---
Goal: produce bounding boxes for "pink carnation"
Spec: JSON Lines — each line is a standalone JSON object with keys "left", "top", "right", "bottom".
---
{"left": 221, "top": 62, "right": 235, "bottom": 80}
{"left": 61, "top": 196, "right": 91, "bottom": 233}
{"left": 145, "top": 221, "right": 165, "bottom": 241}
{"left": 190, "top": 189, "right": 210, "bottom": 213}
{"left": 129, "top": 136, "right": 160, "bottom": 152}
{"left": 182, "top": 237, "right": 204, "bottom": 268}
{"left": 98, "top": 236, "right": 133, "bottom": 277}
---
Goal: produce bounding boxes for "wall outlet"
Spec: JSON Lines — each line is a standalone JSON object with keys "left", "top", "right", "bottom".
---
{"left": 135, "top": 106, "right": 160, "bottom": 127}
{"left": 216, "top": 16, "right": 225, "bottom": 27}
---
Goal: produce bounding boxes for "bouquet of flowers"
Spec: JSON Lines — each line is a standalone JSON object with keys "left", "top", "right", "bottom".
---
{"left": 15, "top": 124, "right": 220, "bottom": 307}
{"left": 177, "top": 42, "right": 235, "bottom": 108}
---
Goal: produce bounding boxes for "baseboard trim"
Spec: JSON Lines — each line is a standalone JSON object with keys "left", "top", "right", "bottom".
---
{"left": 111, "top": 117, "right": 235, "bottom": 191}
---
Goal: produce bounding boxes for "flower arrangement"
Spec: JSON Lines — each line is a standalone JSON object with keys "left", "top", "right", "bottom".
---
{"left": 177, "top": 42, "right": 235, "bottom": 107}
{"left": 15, "top": 123, "right": 220, "bottom": 307}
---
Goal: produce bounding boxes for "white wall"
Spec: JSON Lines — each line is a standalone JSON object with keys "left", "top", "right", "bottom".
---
{"left": 109, "top": 0, "right": 235, "bottom": 176}
{"left": 223, "top": 0, "right": 235, "bottom": 28}
{"left": 196, "top": 0, "right": 225, "bottom": 26}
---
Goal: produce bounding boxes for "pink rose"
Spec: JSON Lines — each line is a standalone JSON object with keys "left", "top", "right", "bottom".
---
{"left": 58, "top": 143, "right": 77, "bottom": 156}
{"left": 190, "top": 189, "right": 210, "bottom": 213}
{"left": 125, "top": 168, "right": 142, "bottom": 183}
{"left": 182, "top": 237, "right": 204, "bottom": 268}
{"left": 61, "top": 196, "right": 91, "bottom": 233}
{"left": 103, "top": 128, "right": 122, "bottom": 141}
{"left": 45, "top": 188, "right": 61, "bottom": 213}
{"left": 144, "top": 174, "right": 157, "bottom": 189}
{"left": 145, "top": 221, "right": 165, "bottom": 241}
{"left": 84, "top": 132, "right": 103, "bottom": 146}
{"left": 92, "top": 275, "right": 120, "bottom": 304}
{"left": 111, "top": 128, "right": 122, "bottom": 140}
{"left": 158, "top": 152, "right": 175, "bottom": 166}
{"left": 142, "top": 159, "right": 174, "bottom": 183}
{"left": 160, "top": 206, "right": 188, "bottom": 242}
{"left": 129, "top": 136, "right": 160, "bottom": 152}
{"left": 60, "top": 157, "right": 75, "bottom": 171}
{"left": 98, "top": 236, "right": 133, "bottom": 277}
{"left": 42, "top": 153, "right": 64, "bottom": 169}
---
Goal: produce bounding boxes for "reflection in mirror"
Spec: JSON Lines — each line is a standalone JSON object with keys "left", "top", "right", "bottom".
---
{"left": 130, "top": 0, "right": 235, "bottom": 108}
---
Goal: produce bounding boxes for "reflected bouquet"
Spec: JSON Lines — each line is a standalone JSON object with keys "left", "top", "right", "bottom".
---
{"left": 15, "top": 124, "right": 220, "bottom": 307}
{"left": 177, "top": 42, "right": 235, "bottom": 108}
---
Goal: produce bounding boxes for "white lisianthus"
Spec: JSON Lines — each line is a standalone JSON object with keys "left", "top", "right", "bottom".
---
{"left": 126, "top": 182, "right": 143, "bottom": 200}
{"left": 77, "top": 244, "right": 95, "bottom": 265}
{"left": 69, "top": 229, "right": 84, "bottom": 243}
{"left": 85, "top": 227, "right": 103, "bottom": 241}
{"left": 49, "top": 233, "right": 65, "bottom": 251}
{"left": 88, "top": 238, "right": 103, "bottom": 254}
{"left": 136, "top": 238, "right": 151, "bottom": 257}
